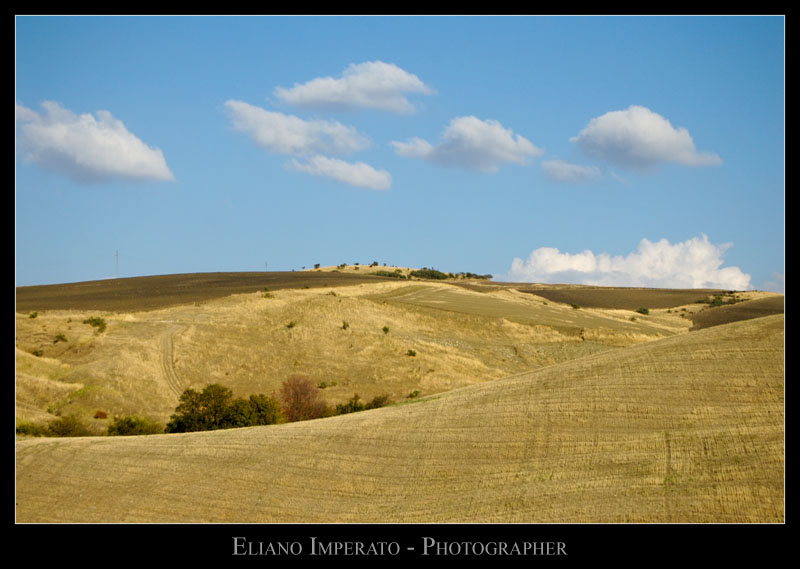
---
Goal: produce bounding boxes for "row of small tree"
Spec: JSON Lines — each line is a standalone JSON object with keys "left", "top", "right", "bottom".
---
{"left": 165, "top": 375, "right": 391, "bottom": 433}
{"left": 16, "top": 376, "right": 392, "bottom": 438}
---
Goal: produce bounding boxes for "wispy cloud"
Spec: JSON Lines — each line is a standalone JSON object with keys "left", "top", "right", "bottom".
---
{"left": 224, "top": 100, "right": 370, "bottom": 156}
{"left": 274, "top": 60, "right": 434, "bottom": 114}
{"left": 15, "top": 101, "right": 174, "bottom": 183}
{"left": 541, "top": 159, "right": 602, "bottom": 183}
{"left": 392, "top": 115, "right": 542, "bottom": 173}
{"left": 288, "top": 155, "right": 391, "bottom": 191}
{"left": 506, "top": 234, "right": 751, "bottom": 290}
{"left": 570, "top": 105, "right": 722, "bottom": 170}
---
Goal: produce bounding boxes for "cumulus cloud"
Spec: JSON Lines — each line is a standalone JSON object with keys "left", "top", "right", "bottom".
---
{"left": 224, "top": 100, "right": 370, "bottom": 157}
{"left": 288, "top": 155, "right": 391, "bottom": 191}
{"left": 570, "top": 105, "right": 722, "bottom": 170}
{"left": 274, "top": 61, "right": 434, "bottom": 114}
{"left": 392, "top": 116, "right": 542, "bottom": 173}
{"left": 506, "top": 234, "right": 751, "bottom": 290}
{"left": 541, "top": 159, "right": 602, "bottom": 183}
{"left": 15, "top": 101, "right": 174, "bottom": 183}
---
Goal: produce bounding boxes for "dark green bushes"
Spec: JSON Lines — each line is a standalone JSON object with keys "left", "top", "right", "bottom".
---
{"left": 107, "top": 415, "right": 163, "bottom": 436}
{"left": 165, "top": 384, "right": 282, "bottom": 433}
{"left": 333, "top": 393, "right": 392, "bottom": 416}
{"left": 410, "top": 267, "right": 450, "bottom": 280}
{"left": 45, "top": 414, "right": 93, "bottom": 437}
{"left": 16, "top": 422, "right": 46, "bottom": 437}
{"left": 83, "top": 316, "right": 107, "bottom": 333}
{"left": 371, "top": 270, "right": 407, "bottom": 279}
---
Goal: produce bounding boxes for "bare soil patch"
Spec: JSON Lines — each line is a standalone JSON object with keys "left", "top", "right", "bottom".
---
{"left": 514, "top": 285, "right": 728, "bottom": 310}
{"left": 689, "top": 295, "right": 785, "bottom": 330}
{"left": 15, "top": 271, "right": 398, "bottom": 313}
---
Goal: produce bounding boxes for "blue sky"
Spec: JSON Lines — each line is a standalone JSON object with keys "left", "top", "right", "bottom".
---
{"left": 15, "top": 15, "right": 784, "bottom": 292}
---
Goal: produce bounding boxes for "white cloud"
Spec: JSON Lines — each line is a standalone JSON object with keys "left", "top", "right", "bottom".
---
{"left": 288, "top": 155, "right": 391, "bottom": 191}
{"left": 392, "top": 116, "right": 543, "bottom": 173}
{"left": 570, "top": 105, "right": 722, "bottom": 170}
{"left": 541, "top": 159, "right": 602, "bottom": 183}
{"left": 274, "top": 61, "right": 434, "bottom": 114}
{"left": 506, "top": 234, "right": 751, "bottom": 290}
{"left": 224, "top": 100, "right": 370, "bottom": 157}
{"left": 15, "top": 101, "right": 174, "bottom": 183}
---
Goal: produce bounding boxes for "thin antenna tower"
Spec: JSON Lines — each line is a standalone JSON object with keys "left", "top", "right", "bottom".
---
{"left": 115, "top": 250, "right": 119, "bottom": 279}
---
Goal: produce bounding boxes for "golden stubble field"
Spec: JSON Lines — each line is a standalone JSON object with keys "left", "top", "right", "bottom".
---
{"left": 15, "top": 312, "right": 783, "bottom": 523}
{"left": 15, "top": 275, "right": 784, "bottom": 523}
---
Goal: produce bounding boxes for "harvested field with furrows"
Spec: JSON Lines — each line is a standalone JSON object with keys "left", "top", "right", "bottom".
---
{"left": 15, "top": 272, "right": 784, "bottom": 523}
{"left": 15, "top": 313, "right": 783, "bottom": 523}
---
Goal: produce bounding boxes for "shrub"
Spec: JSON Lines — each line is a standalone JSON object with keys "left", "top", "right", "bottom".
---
{"left": 47, "top": 414, "right": 93, "bottom": 437}
{"left": 286, "top": 320, "right": 297, "bottom": 329}
{"left": 279, "top": 375, "right": 329, "bottom": 422}
{"left": 407, "top": 349, "right": 417, "bottom": 357}
{"left": 365, "top": 394, "right": 391, "bottom": 409}
{"left": 382, "top": 326, "right": 390, "bottom": 334}
{"left": 29, "top": 312, "right": 38, "bottom": 319}
{"left": 342, "top": 320, "right": 349, "bottom": 330}
{"left": 94, "top": 410, "right": 108, "bottom": 419}
{"left": 407, "top": 390, "right": 421, "bottom": 399}
{"left": 107, "top": 415, "right": 163, "bottom": 436}
{"left": 16, "top": 422, "right": 46, "bottom": 437}
{"left": 371, "top": 270, "right": 407, "bottom": 279}
{"left": 31, "top": 349, "right": 43, "bottom": 357}
{"left": 571, "top": 304, "right": 581, "bottom": 310}
{"left": 54, "top": 333, "right": 68, "bottom": 343}
{"left": 636, "top": 307, "right": 650, "bottom": 315}
{"left": 247, "top": 393, "right": 282, "bottom": 426}
{"left": 83, "top": 316, "right": 107, "bottom": 333}
{"left": 262, "top": 287, "right": 275, "bottom": 299}
{"left": 334, "top": 394, "right": 366, "bottom": 415}
{"left": 409, "top": 267, "right": 449, "bottom": 280}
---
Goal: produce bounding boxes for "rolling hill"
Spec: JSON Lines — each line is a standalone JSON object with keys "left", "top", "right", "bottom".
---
{"left": 15, "top": 272, "right": 784, "bottom": 523}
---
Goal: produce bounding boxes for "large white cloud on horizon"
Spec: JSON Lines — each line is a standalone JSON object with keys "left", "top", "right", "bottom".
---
{"left": 224, "top": 100, "right": 370, "bottom": 157}
{"left": 392, "top": 115, "right": 543, "bottom": 173}
{"left": 288, "top": 155, "right": 391, "bottom": 191}
{"left": 570, "top": 105, "right": 722, "bottom": 170}
{"left": 274, "top": 61, "right": 434, "bottom": 114}
{"left": 15, "top": 101, "right": 174, "bottom": 183}
{"left": 505, "top": 235, "right": 752, "bottom": 290}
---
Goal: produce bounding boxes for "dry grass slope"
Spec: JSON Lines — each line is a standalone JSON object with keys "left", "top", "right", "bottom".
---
{"left": 16, "top": 313, "right": 783, "bottom": 523}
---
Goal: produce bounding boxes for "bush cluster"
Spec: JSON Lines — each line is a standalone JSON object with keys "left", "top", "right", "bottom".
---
{"left": 166, "top": 384, "right": 282, "bottom": 433}
{"left": 83, "top": 316, "right": 107, "bottom": 333}
{"left": 107, "top": 415, "right": 164, "bottom": 436}
{"left": 333, "top": 393, "right": 391, "bottom": 416}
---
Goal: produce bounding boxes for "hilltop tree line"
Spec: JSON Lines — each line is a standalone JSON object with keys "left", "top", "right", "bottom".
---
{"left": 16, "top": 375, "right": 392, "bottom": 437}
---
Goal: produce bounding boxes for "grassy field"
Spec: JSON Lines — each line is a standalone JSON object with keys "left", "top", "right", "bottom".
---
{"left": 15, "top": 313, "right": 783, "bottom": 523}
{"left": 15, "top": 272, "right": 784, "bottom": 523}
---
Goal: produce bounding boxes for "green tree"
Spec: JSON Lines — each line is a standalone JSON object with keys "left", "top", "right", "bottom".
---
{"left": 166, "top": 383, "right": 235, "bottom": 433}
{"left": 248, "top": 393, "right": 282, "bottom": 425}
